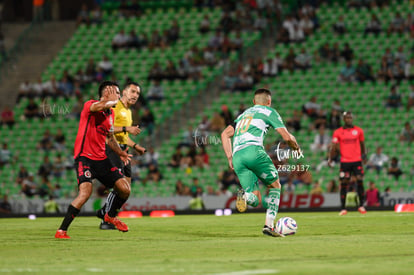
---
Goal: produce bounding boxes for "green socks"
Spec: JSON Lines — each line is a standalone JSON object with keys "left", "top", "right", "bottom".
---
{"left": 265, "top": 188, "right": 281, "bottom": 228}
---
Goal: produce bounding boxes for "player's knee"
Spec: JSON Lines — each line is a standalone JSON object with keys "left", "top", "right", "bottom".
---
{"left": 268, "top": 180, "right": 281, "bottom": 189}
{"left": 114, "top": 178, "right": 130, "bottom": 198}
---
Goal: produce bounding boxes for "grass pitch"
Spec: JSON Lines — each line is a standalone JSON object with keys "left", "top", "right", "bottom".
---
{"left": 0, "top": 211, "right": 413, "bottom": 274}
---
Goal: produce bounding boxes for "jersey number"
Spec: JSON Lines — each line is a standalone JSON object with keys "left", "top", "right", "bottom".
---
{"left": 236, "top": 116, "right": 253, "bottom": 134}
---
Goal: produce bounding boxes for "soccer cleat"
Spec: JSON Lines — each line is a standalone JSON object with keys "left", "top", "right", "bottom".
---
{"left": 236, "top": 189, "right": 247, "bottom": 213}
{"left": 99, "top": 221, "right": 116, "bottom": 230}
{"left": 104, "top": 213, "right": 128, "bottom": 232}
{"left": 96, "top": 209, "right": 105, "bottom": 220}
{"left": 339, "top": 209, "right": 348, "bottom": 216}
{"left": 262, "top": 225, "right": 285, "bottom": 238}
{"left": 358, "top": 206, "right": 367, "bottom": 214}
{"left": 55, "top": 229, "right": 70, "bottom": 239}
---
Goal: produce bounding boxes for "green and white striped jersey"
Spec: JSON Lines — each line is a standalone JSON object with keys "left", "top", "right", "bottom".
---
{"left": 233, "top": 105, "right": 285, "bottom": 155}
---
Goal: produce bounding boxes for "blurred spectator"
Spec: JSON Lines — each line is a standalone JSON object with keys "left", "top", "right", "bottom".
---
{"left": 387, "top": 12, "right": 405, "bottom": 35}
{"left": 394, "top": 46, "right": 407, "bottom": 65}
{"left": 233, "top": 72, "right": 254, "bottom": 92}
{"left": 37, "top": 130, "right": 53, "bottom": 151}
{"left": 197, "top": 115, "right": 211, "bottom": 139}
{"left": 21, "top": 174, "right": 37, "bottom": 197}
{"left": 405, "top": 57, "right": 414, "bottom": 80}
{"left": 319, "top": 42, "right": 331, "bottom": 61}
{"left": 52, "top": 155, "right": 66, "bottom": 181}
{"left": 0, "top": 143, "right": 12, "bottom": 168}
{"left": 220, "top": 105, "right": 234, "bottom": 126}
{"left": 290, "top": 24, "right": 305, "bottom": 43}
{"left": 17, "top": 80, "right": 32, "bottom": 102}
{"left": 294, "top": 48, "right": 312, "bottom": 70}
{"left": 291, "top": 165, "right": 313, "bottom": 187}
{"left": 148, "top": 62, "right": 164, "bottom": 81}
{"left": 85, "top": 58, "right": 96, "bottom": 80}
{"left": 302, "top": 96, "right": 321, "bottom": 119}
{"left": 127, "top": 30, "right": 140, "bottom": 49}
{"left": 43, "top": 195, "right": 60, "bottom": 213}
{"left": 190, "top": 177, "right": 201, "bottom": 195}
{"left": 262, "top": 58, "right": 278, "bottom": 77}
{"left": 70, "top": 96, "right": 84, "bottom": 119}
{"left": 355, "top": 58, "right": 375, "bottom": 83}
{"left": 331, "top": 42, "right": 341, "bottom": 63}
{"left": 130, "top": 158, "right": 141, "bottom": 183}
{"left": 197, "top": 147, "right": 209, "bottom": 167}
{"left": 333, "top": 15, "right": 346, "bottom": 34}
{"left": 90, "top": 5, "right": 103, "bottom": 25}
{"left": 327, "top": 109, "right": 341, "bottom": 130}
{"left": 219, "top": 169, "right": 239, "bottom": 195}
{"left": 367, "top": 146, "right": 389, "bottom": 174}
{"left": 340, "top": 43, "right": 354, "bottom": 61}
{"left": 16, "top": 165, "right": 29, "bottom": 185}
{"left": 365, "top": 14, "right": 382, "bottom": 36}
{"left": 310, "top": 181, "right": 323, "bottom": 195}
{"left": 145, "top": 164, "right": 162, "bottom": 183}
{"left": 299, "top": 15, "right": 314, "bottom": 36}
{"left": 406, "top": 84, "right": 414, "bottom": 111}
{"left": 310, "top": 125, "right": 331, "bottom": 153}
{"left": 365, "top": 182, "right": 380, "bottom": 207}
{"left": 179, "top": 126, "right": 195, "bottom": 148}
{"left": 209, "top": 112, "right": 226, "bottom": 132}
{"left": 164, "top": 60, "right": 179, "bottom": 80}
{"left": 58, "top": 76, "right": 73, "bottom": 98}
{"left": 313, "top": 109, "right": 327, "bottom": 130}
{"left": 189, "top": 192, "right": 205, "bottom": 210}
{"left": 147, "top": 80, "right": 164, "bottom": 102}
{"left": 76, "top": 4, "right": 90, "bottom": 26}
{"left": 283, "top": 180, "right": 295, "bottom": 195}
{"left": 331, "top": 99, "right": 343, "bottom": 112}
{"left": 236, "top": 103, "right": 246, "bottom": 117}
{"left": 326, "top": 180, "right": 338, "bottom": 193}
{"left": 388, "top": 59, "right": 405, "bottom": 84}
{"left": 399, "top": 122, "right": 414, "bottom": 143}
{"left": 112, "top": 29, "right": 129, "bottom": 51}
{"left": 42, "top": 75, "right": 59, "bottom": 99}
{"left": 284, "top": 48, "right": 296, "bottom": 73}
{"left": 24, "top": 98, "right": 39, "bottom": 119}
{"left": 338, "top": 60, "right": 355, "bottom": 83}
{"left": 175, "top": 179, "right": 187, "bottom": 196}
{"left": 143, "top": 147, "right": 159, "bottom": 167}
{"left": 219, "top": 12, "right": 234, "bottom": 34}
{"left": 167, "top": 20, "right": 180, "bottom": 43}
{"left": 0, "top": 194, "right": 11, "bottom": 214}
{"left": 199, "top": 14, "right": 211, "bottom": 33}
{"left": 387, "top": 157, "right": 403, "bottom": 180}
{"left": 286, "top": 110, "right": 302, "bottom": 132}
{"left": 140, "top": 108, "right": 155, "bottom": 136}
{"left": 119, "top": 0, "right": 142, "bottom": 18}
{"left": 38, "top": 155, "right": 53, "bottom": 181}
{"left": 97, "top": 55, "right": 113, "bottom": 77}
{"left": 169, "top": 147, "right": 183, "bottom": 168}
{"left": 386, "top": 85, "right": 401, "bottom": 108}
{"left": 1, "top": 106, "right": 15, "bottom": 129}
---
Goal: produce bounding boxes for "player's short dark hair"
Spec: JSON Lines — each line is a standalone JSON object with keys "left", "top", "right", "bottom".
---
{"left": 124, "top": 81, "right": 141, "bottom": 91}
{"left": 254, "top": 88, "right": 271, "bottom": 96}
{"left": 98, "top": 81, "right": 119, "bottom": 98}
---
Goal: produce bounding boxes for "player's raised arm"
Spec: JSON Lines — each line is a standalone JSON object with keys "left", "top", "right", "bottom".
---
{"left": 126, "top": 137, "right": 146, "bottom": 155}
{"left": 107, "top": 133, "right": 132, "bottom": 165}
{"left": 221, "top": 125, "right": 235, "bottom": 170}
{"left": 276, "top": 127, "right": 300, "bottom": 151}
{"left": 90, "top": 85, "right": 120, "bottom": 112}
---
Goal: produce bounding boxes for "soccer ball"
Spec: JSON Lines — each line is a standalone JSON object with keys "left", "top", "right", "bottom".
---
{"left": 275, "top": 217, "right": 297, "bottom": 236}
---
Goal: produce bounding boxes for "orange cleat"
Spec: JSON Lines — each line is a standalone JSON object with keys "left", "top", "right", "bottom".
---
{"left": 55, "top": 229, "right": 70, "bottom": 239}
{"left": 358, "top": 206, "right": 367, "bottom": 214}
{"left": 339, "top": 209, "right": 348, "bottom": 216}
{"left": 104, "top": 213, "right": 129, "bottom": 232}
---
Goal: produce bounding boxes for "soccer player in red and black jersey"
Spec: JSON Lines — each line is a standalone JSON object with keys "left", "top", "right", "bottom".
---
{"left": 55, "top": 81, "right": 132, "bottom": 239}
{"left": 328, "top": 111, "right": 367, "bottom": 216}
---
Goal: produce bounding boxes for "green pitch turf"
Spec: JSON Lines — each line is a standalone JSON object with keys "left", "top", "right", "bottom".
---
{"left": 0, "top": 211, "right": 413, "bottom": 274}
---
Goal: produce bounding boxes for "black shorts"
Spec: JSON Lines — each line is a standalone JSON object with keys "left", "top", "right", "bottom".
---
{"left": 105, "top": 144, "right": 131, "bottom": 178}
{"left": 75, "top": 156, "right": 124, "bottom": 188}
{"left": 339, "top": 161, "right": 364, "bottom": 180}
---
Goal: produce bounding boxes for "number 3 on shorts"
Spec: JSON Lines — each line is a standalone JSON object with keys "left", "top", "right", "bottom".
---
{"left": 236, "top": 116, "right": 253, "bottom": 134}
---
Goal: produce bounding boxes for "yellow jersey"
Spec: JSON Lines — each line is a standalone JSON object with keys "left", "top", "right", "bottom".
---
{"left": 113, "top": 100, "right": 132, "bottom": 145}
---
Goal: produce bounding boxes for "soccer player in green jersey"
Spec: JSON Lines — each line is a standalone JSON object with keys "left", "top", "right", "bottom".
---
{"left": 221, "top": 88, "right": 301, "bottom": 237}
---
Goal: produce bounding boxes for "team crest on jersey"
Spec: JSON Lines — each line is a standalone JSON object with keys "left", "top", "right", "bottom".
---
{"left": 84, "top": 170, "right": 92, "bottom": 178}
{"left": 352, "top": 130, "right": 358, "bottom": 136}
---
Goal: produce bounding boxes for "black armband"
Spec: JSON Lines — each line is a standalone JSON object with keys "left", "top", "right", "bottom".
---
{"left": 123, "top": 126, "right": 127, "bottom": 134}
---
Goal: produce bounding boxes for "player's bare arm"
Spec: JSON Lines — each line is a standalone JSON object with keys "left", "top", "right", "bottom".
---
{"left": 221, "top": 125, "right": 235, "bottom": 170}
{"left": 126, "top": 137, "right": 146, "bottom": 155}
{"left": 276, "top": 127, "right": 300, "bottom": 151}
{"left": 113, "top": 125, "right": 141, "bottom": 135}
{"left": 90, "top": 86, "right": 120, "bottom": 112}
{"left": 107, "top": 133, "right": 132, "bottom": 165}
{"left": 328, "top": 142, "right": 339, "bottom": 166}
{"left": 360, "top": 140, "right": 367, "bottom": 163}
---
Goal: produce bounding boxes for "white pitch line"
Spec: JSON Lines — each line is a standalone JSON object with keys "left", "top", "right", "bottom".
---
{"left": 212, "top": 269, "right": 279, "bottom": 275}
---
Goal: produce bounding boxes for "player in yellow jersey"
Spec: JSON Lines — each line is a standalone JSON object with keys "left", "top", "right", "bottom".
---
{"left": 97, "top": 81, "right": 146, "bottom": 229}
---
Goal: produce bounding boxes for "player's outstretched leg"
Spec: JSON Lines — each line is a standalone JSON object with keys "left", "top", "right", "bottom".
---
{"left": 356, "top": 177, "right": 367, "bottom": 214}
{"left": 262, "top": 183, "right": 283, "bottom": 237}
{"left": 104, "top": 178, "right": 130, "bottom": 232}
{"left": 339, "top": 181, "right": 348, "bottom": 216}
{"left": 97, "top": 192, "right": 116, "bottom": 230}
